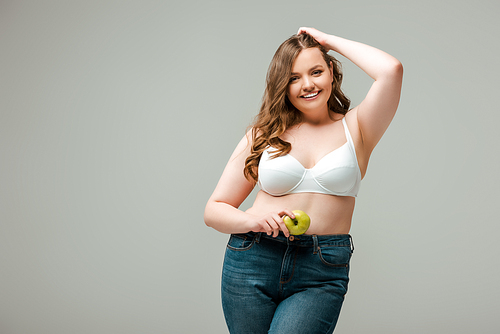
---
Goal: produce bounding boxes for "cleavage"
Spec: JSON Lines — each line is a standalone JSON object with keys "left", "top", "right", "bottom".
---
{"left": 287, "top": 141, "right": 348, "bottom": 169}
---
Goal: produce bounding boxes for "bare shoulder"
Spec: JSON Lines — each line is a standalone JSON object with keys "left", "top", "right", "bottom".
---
{"left": 208, "top": 129, "right": 256, "bottom": 208}
{"left": 228, "top": 129, "right": 253, "bottom": 165}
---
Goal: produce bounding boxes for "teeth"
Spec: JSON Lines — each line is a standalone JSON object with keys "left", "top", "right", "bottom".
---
{"left": 303, "top": 92, "right": 319, "bottom": 98}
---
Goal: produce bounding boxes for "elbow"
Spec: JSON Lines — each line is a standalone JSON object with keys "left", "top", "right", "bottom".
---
{"left": 204, "top": 216, "right": 213, "bottom": 229}
{"left": 203, "top": 203, "right": 214, "bottom": 228}
{"left": 391, "top": 60, "right": 403, "bottom": 79}
{"left": 376, "top": 59, "right": 403, "bottom": 82}
{"left": 203, "top": 213, "right": 210, "bottom": 228}
{"left": 380, "top": 60, "right": 403, "bottom": 84}
{"left": 203, "top": 209, "right": 213, "bottom": 228}
{"left": 204, "top": 199, "right": 222, "bottom": 229}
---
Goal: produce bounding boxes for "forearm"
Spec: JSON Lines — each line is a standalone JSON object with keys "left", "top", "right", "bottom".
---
{"left": 324, "top": 35, "right": 402, "bottom": 80}
{"left": 204, "top": 200, "right": 253, "bottom": 235}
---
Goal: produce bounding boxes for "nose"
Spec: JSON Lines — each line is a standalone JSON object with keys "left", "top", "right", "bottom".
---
{"left": 302, "top": 76, "right": 315, "bottom": 91}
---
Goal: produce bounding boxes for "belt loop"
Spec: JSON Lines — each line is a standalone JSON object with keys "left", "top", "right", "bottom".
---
{"left": 255, "top": 232, "right": 261, "bottom": 243}
{"left": 312, "top": 235, "right": 318, "bottom": 254}
{"left": 349, "top": 235, "right": 354, "bottom": 253}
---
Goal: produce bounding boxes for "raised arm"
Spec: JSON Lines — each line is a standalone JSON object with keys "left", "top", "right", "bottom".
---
{"left": 298, "top": 27, "right": 403, "bottom": 154}
{"left": 204, "top": 132, "right": 293, "bottom": 237}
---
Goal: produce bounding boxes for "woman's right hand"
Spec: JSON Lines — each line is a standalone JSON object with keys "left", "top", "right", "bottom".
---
{"left": 246, "top": 210, "right": 295, "bottom": 238}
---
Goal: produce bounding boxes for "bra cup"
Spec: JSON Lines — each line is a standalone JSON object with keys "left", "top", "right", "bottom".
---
{"left": 258, "top": 150, "right": 305, "bottom": 195}
{"left": 260, "top": 149, "right": 305, "bottom": 176}
{"left": 310, "top": 144, "right": 358, "bottom": 193}
{"left": 312, "top": 166, "right": 358, "bottom": 194}
{"left": 258, "top": 169, "right": 303, "bottom": 195}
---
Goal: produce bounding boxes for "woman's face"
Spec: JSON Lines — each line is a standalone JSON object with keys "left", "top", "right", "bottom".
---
{"left": 286, "top": 47, "right": 333, "bottom": 115}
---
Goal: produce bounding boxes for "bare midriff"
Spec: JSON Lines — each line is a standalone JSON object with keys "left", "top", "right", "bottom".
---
{"left": 245, "top": 190, "right": 355, "bottom": 235}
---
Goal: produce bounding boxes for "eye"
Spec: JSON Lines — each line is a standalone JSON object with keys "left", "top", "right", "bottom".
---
{"left": 312, "top": 70, "right": 323, "bottom": 76}
{"left": 289, "top": 76, "right": 299, "bottom": 83}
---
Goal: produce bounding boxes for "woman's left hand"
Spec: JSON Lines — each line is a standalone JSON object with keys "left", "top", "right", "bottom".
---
{"left": 297, "top": 27, "right": 331, "bottom": 50}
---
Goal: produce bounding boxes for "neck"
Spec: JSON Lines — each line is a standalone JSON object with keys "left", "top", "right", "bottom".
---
{"left": 300, "top": 107, "right": 335, "bottom": 125}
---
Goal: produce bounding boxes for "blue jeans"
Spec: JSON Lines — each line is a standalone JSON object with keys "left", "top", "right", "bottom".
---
{"left": 221, "top": 232, "right": 354, "bottom": 334}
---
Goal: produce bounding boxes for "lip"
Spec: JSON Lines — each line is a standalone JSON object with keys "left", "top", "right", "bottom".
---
{"left": 300, "top": 90, "right": 321, "bottom": 100}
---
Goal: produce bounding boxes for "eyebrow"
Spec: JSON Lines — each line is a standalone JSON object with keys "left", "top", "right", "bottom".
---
{"left": 290, "top": 64, "right": 324, "bottom": 76}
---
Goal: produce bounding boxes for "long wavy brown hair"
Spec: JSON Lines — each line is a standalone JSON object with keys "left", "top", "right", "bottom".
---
{"left": 243, "top": 33, "right": 351, "bottom": 183}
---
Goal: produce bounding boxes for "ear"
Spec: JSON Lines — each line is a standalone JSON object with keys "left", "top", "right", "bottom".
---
{"left": 329, "top": 61, "right": 334, "bottom": 83}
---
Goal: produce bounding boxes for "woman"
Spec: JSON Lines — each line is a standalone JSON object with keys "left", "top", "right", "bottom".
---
{"left": 204, "top": 27, "right": 403, "bottom": 333}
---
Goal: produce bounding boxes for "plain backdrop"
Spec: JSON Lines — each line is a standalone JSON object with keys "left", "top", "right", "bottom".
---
{"left": 1, "top": 0, "right": 499, "bottom": 333}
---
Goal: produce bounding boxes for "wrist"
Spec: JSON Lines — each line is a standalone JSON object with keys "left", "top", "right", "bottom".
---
{"left": 242, "top": 213, "right": 257, "bottom": 232}
{"left": 323, "top": 34, "right": 343, "bottom": 53}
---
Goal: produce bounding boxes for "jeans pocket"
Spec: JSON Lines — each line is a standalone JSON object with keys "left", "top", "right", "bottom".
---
{"left": 318, "top": 245, "right": 351, "bottom": 268}
{"left": 226, "top": 233, "right": 257, "bottom": 251}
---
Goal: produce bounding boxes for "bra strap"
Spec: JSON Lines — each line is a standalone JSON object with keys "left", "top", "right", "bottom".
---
{"left": 342, "top": 117, "right": 359, "bottom": 161}
{"left": 342, "top": 117, "right": 353, "bottom": 145}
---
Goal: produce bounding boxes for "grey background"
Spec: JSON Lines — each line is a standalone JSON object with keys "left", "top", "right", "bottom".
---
{"left": 1, "top": 0, "right": 499, "bottom": 333}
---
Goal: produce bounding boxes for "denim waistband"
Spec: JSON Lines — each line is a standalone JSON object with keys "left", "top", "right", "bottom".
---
{"left": 241, "top": 231, "right": 354, "bottom": 252}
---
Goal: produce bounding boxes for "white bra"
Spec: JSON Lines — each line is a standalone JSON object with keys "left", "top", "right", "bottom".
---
{"left": 257, "top": 117, "right": 361, "bottom": 197}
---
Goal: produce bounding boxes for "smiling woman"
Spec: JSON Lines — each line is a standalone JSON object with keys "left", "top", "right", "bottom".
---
{"left": 204, "top": 27, "right": 403, "bottom": 333}
{"left": 243, "top": 34, "right": 351, "bottom": 183}
{"left": 287, "top": 49, "right": 334, "bottom": 114}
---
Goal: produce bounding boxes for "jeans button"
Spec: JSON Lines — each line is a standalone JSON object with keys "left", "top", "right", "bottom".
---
{"left": 289, "top": 236, "right": 295, "bottom": 241}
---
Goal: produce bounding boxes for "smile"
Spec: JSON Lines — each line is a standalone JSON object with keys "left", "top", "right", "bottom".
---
{"left": 301, "top": 91, "right": 320, "bottom": 99}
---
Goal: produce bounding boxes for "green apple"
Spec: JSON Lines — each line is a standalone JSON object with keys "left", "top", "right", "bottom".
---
{"left": 283, "top": 210, "right": 310, "bottom": 235}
